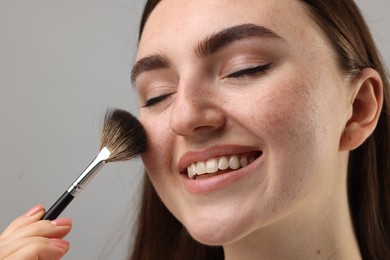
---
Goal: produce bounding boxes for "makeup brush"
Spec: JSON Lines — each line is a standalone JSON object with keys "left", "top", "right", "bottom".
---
{"left": 42, "top": 108, "right": 148, "bottom": 220}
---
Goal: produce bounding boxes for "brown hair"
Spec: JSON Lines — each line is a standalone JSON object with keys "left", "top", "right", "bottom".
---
{"left": 130, "top": 1, "right": 390, "bottom": 259}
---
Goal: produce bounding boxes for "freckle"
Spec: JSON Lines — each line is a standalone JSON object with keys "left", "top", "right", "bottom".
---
{"left": 316, "top": 249, "right": 321, "bottom": 255}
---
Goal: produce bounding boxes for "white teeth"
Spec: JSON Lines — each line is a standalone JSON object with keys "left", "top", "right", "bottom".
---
{"left": 229, "top": 155, "right": 240, "bottom": 170}
{"left": 196, "top": 161, "right": 206, "bottom": 175}
{"left": 218, "top": 156, "right": 229, "bottom": 170}
{"left": 240, "top": 157, "right": 248, "bottom": 167}
{"left": 188, "top": 164, "right": 197, "bottom": 179}
{"left": 206, "top": 158, "right": 218, "bottom": 173}
{"left": 187, "top": 154, "right": 255, "bottom": 179}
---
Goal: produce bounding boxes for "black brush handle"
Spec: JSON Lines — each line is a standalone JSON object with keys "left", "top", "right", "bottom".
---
{"left": 42, "top": 191, "right": 74, "bottom": 220}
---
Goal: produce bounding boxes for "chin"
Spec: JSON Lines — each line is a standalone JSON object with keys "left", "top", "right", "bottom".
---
{"left": 187, "top": 227, "right": 236, "bottom": 246}
{"left": 182, "top": 214, "right": 256, "bottom": 246}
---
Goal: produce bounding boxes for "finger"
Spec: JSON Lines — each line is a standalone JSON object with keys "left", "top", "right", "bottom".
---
{"left": 1, "top": 205, "right": 45, "bottom": 238}
{"left": 0, "top": 236, "right": 68, "bottom": 259}
{"left": 4, "top": 218, "right": 72, "bottom": 243}
{"left": 3, "top": 238, "right": 69, "bottom": 260}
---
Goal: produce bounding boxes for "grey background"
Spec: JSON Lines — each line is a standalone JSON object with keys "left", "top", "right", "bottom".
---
{"left": 0, "top": 1, "right": 389, "bottom": 259}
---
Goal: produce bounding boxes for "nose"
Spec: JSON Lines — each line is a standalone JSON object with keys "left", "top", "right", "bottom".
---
{"left": 169, "top": 81, "right": 226, "bottom": 138}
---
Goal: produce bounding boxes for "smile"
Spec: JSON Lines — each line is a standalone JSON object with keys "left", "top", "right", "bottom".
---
{"left": 186, "top": 152, "right": 261, "bottom": 179}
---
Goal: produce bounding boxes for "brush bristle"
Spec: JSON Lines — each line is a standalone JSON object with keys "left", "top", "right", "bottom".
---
{"left": 100, "top": 108, "right": 148, "bottom": 162}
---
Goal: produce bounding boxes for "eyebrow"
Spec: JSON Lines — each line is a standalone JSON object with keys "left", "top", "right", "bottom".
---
{"left": 196, "top": 23, "right": 283, "bottom": 56}
{"left": 131, "top": 54, "right": 170, "bottom": 83}
{"left": 131, "top": 23, "right": 283, "bottom": 83}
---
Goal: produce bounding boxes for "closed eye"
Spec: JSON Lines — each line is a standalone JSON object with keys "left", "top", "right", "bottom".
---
{"left": 226, "top": 63, "right": 272, "bottom": 78}
{"left": 142, "top": 92, "right": 175, "bottom": 108}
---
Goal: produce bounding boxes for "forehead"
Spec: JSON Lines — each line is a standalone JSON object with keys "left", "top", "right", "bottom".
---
{"left": 137, "top": 0, "right": 321, "bottom": 57}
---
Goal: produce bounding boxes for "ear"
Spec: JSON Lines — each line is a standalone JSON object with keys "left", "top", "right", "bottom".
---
{"left": 339, "top": 68, "right": 383, "bottom": 151}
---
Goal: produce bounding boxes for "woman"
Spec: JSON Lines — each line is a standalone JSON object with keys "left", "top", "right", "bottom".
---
{"left": 1, "top": 0, "right": 389, "bottom": 259}
{"left": 131, "top": 0, "right": 390, "bottom": 259}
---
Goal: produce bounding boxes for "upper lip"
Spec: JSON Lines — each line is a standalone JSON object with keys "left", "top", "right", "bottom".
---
{"left": 178, "top": 144, "right": 261, "bottom": 173}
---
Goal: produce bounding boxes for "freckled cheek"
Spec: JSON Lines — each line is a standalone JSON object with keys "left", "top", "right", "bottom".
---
{"left": 140, "top": 115, "right": 173, "bottom": 179}
{"left": 230, "top": 81, "right": 316, "bottom": 143}
{"left": 139, "top": 115, "right": 182, "bottom": 212}
{"left": 250, "top": 81, "right": 334, "bottom": 187}
{"left": 240, "top": 83, "right": 327, "bottom": 198}
{"left": 243, "top": 91, "right": 327, "bottom": 186}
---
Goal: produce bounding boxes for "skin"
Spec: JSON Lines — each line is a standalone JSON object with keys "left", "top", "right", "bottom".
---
{"left": 0, "top": 205, "right": 71, "bottom": 260}
{"left": 135, "top": 0, "right": 382, "bottom": 259}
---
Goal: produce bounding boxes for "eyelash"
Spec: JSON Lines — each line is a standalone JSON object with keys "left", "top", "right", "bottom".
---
{"left": 226, "top": 63, "right": 272, "bottom": 78}
{"left": 142, "top": 92, "right": 175, "bottom": 108}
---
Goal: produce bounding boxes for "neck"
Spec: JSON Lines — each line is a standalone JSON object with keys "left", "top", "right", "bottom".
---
{"left": 223, "top": 176, "right": 361, "bottom": 260}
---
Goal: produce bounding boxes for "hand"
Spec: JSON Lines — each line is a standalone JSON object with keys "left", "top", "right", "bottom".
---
{"left": 0, "top": 205, "right": 72, "bottom": 260}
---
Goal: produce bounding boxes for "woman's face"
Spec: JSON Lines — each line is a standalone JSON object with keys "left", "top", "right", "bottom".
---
{"left": 134, "top": 0, "right": 351, "bottom": 245}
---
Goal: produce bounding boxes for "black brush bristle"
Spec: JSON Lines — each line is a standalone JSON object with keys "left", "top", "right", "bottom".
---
{"left": 100, "top": 108, "right": 148, "bottom": 162}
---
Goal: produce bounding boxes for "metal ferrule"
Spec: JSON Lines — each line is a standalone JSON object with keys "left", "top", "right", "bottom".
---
{"left": 67, "top": 147, "right": 111, "bottom": 197}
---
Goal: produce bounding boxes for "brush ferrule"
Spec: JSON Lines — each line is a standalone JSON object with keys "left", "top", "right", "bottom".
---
{"left": 67, "top": 147, "right": 111, "bottom": 197}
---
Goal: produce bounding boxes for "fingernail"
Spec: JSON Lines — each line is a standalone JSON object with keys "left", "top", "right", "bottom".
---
{"left": 49, "top": 238, "right": 69, "bottom": 249}
{"left": 51, "top": 218, "right": 72, "bottom": 226}
{"left": 25, "top": 205, "right": 45, "bottom": 216}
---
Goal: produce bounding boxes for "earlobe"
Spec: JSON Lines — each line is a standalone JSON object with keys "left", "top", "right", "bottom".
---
{"left": 339, "top": 68, "right": 383, "bottom": 151}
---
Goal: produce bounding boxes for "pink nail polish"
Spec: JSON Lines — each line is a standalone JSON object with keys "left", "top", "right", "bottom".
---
{"left": 51, "top": 218, "right": 72, "bottom": 226}
{"left": 49, "top": 238, "right": 69, "bottom": 249}
{"left": 25, "top": 205, "right": 45, "bottom": 216}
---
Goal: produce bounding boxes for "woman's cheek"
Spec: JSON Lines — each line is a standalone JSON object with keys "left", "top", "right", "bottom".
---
{"left": 244, "top": 76, "right": 327, "bottom": 173}
{"left": 140, "top": 113, "right": 173, "bottom": 180}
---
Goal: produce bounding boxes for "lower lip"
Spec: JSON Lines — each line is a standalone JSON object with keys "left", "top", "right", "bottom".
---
{"left": 180, "top": 155, "right": 262, "bottom": 194}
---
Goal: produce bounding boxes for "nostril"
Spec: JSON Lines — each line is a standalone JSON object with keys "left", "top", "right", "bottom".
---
{"left": 170, "top": 113, "right": 226, "bottom": 137}
{"left": 193, "top": 125, "right": 221, "bottom": 132}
